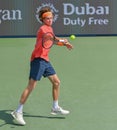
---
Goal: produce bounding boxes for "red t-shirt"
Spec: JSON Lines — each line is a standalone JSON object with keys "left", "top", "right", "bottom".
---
{"left": 31, "top": 25, "right": 54, "bottom": 62}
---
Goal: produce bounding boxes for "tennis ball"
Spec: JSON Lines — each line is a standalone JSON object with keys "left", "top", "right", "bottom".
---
{"left": 70, "top": 35, "right": 76, "bottom": 40}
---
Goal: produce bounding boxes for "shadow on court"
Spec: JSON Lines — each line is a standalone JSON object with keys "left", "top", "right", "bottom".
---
{"left": 24, "top": 113, "right": 66, "bottom": 119}
{"left": 0, "top": 110, "right": 14, "bottom": 127}
{"left": 0, "top": 110, "right": 65, "bottom": 127}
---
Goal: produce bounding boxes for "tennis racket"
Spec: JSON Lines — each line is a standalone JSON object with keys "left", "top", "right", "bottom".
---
{"left": 42, "top": 32, "right": 65, "bottom": 49}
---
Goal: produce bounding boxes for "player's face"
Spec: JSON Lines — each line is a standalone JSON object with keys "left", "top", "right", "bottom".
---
{"left": 43, "top": 16, "right": 53, "bottom": 26}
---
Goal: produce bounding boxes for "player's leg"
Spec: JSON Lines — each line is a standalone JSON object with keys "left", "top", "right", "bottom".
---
{"left": 11, "top": 78, "right": 37, "bottom": 125}
{"left": 48, "top": 74, "right": 60, "bottom": 101}
{"left": 20, "top": 78, "right": 37, "bottom": 104}
{"left": 11, "top": 58, "right": 46, "bottom": 125}
{"left": 48, "top": 74, "right": 70, "bottom": 115}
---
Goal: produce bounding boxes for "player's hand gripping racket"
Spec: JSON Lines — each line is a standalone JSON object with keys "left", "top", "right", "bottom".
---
{"left": 42, "top": 32, "right": 65, "bottom": 49}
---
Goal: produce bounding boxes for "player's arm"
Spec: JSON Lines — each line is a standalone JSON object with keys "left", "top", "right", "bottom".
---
{"left": 55, "top": 36, "right": 73, "bottom": 50}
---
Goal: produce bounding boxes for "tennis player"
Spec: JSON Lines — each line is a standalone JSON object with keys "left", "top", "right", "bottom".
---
{"left": 11, "top": 6, "right": 73, "bottom": 125}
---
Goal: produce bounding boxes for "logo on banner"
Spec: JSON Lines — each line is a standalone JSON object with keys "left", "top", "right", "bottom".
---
{"left": 35, "top": 3, "right": 59, "bottom": 23}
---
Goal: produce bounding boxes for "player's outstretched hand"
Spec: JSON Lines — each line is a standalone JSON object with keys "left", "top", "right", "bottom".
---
{"left": 65, "top": 42, "right": 73, "bottom": 50}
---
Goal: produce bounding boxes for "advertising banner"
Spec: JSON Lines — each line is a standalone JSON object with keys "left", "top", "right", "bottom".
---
{"left": 0, "top": 0, "right": 117, "bottom": 37}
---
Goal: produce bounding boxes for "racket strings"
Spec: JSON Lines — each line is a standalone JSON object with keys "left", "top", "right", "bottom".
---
{"left": 42, "top": 33, "right": 54, "bottom": 49}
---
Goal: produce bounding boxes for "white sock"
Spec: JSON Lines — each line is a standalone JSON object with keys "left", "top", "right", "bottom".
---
{"left": 53, "top": 100, "right": 59, "bottom": 109}
{"left": 16, "top": 104, "right": 23, "bottom": 113}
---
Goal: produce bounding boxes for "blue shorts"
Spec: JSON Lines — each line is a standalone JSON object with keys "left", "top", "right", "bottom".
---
{"left": 29, "top": 58, "right": 56, "bottom": 81}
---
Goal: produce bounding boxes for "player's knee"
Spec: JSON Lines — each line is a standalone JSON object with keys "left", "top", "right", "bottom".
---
{"left": 53, "top": 79, "right": 60, "bottom": 87}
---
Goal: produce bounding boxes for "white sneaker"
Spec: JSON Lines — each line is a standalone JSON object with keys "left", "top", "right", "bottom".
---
{"left": 11, "top": 111, "right": 26, "bottom": 125}
{"left": 51, "top": 106, "right": 70, "bottom": 115}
